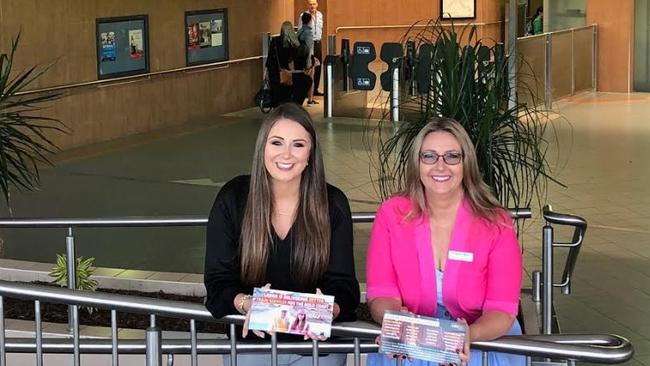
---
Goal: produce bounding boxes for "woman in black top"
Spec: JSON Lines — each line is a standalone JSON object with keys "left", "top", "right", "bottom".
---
{"left": 204, "top": 103, "right": 359, "bottom": 365}
{"left": 266, "top": 22, "right": 299, "bottom": 107}
{"left": 291, "top": 42, "right": 313, "bottom": 106}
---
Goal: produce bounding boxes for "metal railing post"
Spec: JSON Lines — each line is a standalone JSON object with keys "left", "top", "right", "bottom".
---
{"left": 66, "top": 227, "right": 77, "bottom": 332}
{"left": 391, "top": 67, "right": 400, "bottom": 122}
{"left": 592, "top": 25, "right": 598, "bottom": 91}
{"left": 543, "top": 225, "right": 554, "bottom": 334}
{"left": 146, "top": 315, "right": 162, "bottom": 366}
{"left": 532, "top": 271, "right": 542, "bottom": 303}
{"left": 328, "top": 34, "right": 336, "bottom": 56}
{"left": 271, "top": 332, "right": 278, "bottom": 366}
{"left": 507, "top": 0, "right": 518, "bottom": 109}
{"left": 230, "top": 323, "right": 237, "bottom": 366}
{"left": 571, "top": 29, "right": 575, "bottom": 95}
{"left": 0, "top": 296, "right": 4, "bottom": 366}
{"left": 35, "top": 300, "right": 43, "bottom": 366}
{"left": 353, "top": 337, "right": 361, "bottom": 366}
{"left": 325, "top": 61, "right": 334, "bottom": 118}
{"left": 111, "top": 309, "right": 119, "bottom": 366}
{"left": 312, "top": 339, "right": 319, "bottom": 366}
{"left": 544, "top": 34, "right": 552, "bottom": 110}
{"left": 190, "top": 319, "right": 197, "bottom": 366}
{"left": 72, "top": 305, "right": 80, "bottom": 366}
{"left": 262, "top": 32, "right": 271, "bottom": 77}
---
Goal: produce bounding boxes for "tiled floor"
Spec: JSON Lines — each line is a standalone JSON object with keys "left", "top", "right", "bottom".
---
{"left": 0, "top": 92, "right": 649, "bottom": 364}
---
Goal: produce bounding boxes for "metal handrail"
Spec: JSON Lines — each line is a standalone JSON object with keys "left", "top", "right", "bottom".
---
{"left": 14, "top": 55, "right": 263, "bottom": 96}
{"left": 0, "top": 336, "right": 635, "bottom": 363}
{"left": 543, "top": 204, "right": 588, "bottom": 231}
{"left": 335, "top": 21, "right": 503, "bottom": 33}
{"left": 516, "top": 24, "right": 596, "bottom": 40}
{"left": 543, "top": 204, "right": 587, "bottom": 291}
{"left": 0, "top": 280, "right": 634, "bottom": 363}
{"left": 0, "top": 208, "right": 531, "bottom": 228}
{"left": 3, "top": 338, "right": 380, "bottom": 355}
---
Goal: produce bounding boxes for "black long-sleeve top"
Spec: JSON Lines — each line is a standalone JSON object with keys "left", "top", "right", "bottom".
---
{"left": 204, "top": 175, "right": 360, "bottom": 326}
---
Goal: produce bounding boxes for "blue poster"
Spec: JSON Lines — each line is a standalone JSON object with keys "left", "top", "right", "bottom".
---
{"left": 100, "top": 32, "right": 116, "bottom": 61}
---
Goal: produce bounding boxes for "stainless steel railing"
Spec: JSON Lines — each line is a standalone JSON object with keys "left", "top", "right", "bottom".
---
{"left": 516, "top": 24, "right": 597, "bottom": 109}
{"left": 531, "top": 205, "right": 588, "bottom": 335}
{"left": 0, "top": 209, "right": 533, "bottom": 340}
{"left": 0, "top": 280, "right": 634, "bottom": 366}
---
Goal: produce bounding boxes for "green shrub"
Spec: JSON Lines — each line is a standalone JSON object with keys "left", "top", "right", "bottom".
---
{"left": 49, "top": 254, "right": 98, "bottom": 314}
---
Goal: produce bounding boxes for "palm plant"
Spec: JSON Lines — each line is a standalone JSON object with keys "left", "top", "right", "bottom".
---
{"left": 371, "top": 19, "right": 564, "bottom": 209}
{"left": 0, "top": 33, "right": 65, "bottom": 205}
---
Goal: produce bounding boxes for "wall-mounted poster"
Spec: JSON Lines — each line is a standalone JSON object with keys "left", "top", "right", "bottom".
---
{"left": 185, "top": 9, "right": 229, "bottom": 66}
{"left": 441, "top": 0, "right": 476, "bottom": 19}
{"left": 96, "top": 15, "right": 149, "bottom": 79}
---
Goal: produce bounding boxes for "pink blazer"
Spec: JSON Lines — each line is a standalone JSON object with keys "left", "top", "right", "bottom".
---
{"left": 366, "top": 196, "right": 522, "bottom": 324}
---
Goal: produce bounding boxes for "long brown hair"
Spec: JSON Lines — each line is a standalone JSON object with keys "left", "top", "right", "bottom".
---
{"left": 240, "top": 103, "right": 330, "bottom": 288}
{"left": 401, "top": 117, "right": 505, "bottom": 223}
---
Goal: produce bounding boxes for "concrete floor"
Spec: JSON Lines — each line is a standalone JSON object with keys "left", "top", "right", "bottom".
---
{"left": 0, "top": 92, "right": 649, "bottom": 365}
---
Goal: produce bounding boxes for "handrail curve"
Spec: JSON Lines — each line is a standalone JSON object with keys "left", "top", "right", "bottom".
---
{"left": 543, "top": 204, "right": 587, "bottom": 231}
{"left": 542, "top": 204, "right": 587, "bottom": 293}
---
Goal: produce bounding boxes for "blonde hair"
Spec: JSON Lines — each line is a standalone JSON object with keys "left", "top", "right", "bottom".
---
{"left": 401, "top": 117, "right": 506, "bottom": 224}
{"left": 280, "top": 21, "right": 299, "bottom": 48}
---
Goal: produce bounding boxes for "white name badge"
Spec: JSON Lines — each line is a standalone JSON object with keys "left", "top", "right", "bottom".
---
{"left": 448, "top": 250, "right": 474, "bottom": 263}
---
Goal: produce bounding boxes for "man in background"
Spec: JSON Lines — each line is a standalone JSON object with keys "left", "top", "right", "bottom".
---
{"left": 298, "top": 0, "right": 324, "bottom": 97}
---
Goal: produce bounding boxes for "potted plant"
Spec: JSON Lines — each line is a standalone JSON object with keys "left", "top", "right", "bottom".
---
{"left": 370, "top": 19, "right": 564, "bottom": 209}
{"left": 0, "top": 33, "right": 65, "bottom": 207}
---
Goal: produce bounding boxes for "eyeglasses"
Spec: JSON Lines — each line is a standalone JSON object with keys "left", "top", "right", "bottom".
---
{"left": 419, "top": 150, "right": 463, "bottom": 165}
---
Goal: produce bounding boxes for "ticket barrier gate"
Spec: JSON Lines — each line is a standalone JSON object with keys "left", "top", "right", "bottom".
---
{"left": 324, "top": 36, "right": 434, "bottom": 121}
{"left": 323, "top": 38, "right": 373, "bottom": 118}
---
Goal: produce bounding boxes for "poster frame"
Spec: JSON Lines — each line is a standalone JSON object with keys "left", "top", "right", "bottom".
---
{"left": 184, "top": 8, "right": 230, "bottom": 66}
{"left": 440, "top": 0, "right": 477, "bottom": 19}
{"left": 95, "top": 15, "right": 150, "bottom": 80}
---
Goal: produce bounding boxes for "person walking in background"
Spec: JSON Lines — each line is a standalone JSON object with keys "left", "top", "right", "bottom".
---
{"left": 266, "top": 21, "right": 300, "bottom": 108}
{"left": 531, "top": 6, "right": 543, "bottom": 35}
{"left": 298, "top": 0, "right": 324, "bottom": 97}
{"left": 297, "top": 12, "right": 318, "bottom": 106}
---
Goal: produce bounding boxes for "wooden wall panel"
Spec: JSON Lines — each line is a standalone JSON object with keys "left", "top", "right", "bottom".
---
{"left": 586, "top": 0, "right": 634, "bottom": 92}
{"left": 0, "top": 0, "right": 293, "bottom": 150}
{"left": 326, "top": 0, "right": 503, "bottom": 55}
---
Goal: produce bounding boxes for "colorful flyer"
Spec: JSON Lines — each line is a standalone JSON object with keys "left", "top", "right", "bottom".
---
{"left": 128, "top": 29, "right": 144, "bottom": 59}
{"left": 100, "top": 31, "right": 116, "bottom": 61}
{"left": 187, "top": 23, "right": 200, "bottom": 49}
{"left": 248, "top": 288, "right": 335, "bottom": 337}
{"left": 379, "top": 310, "right": 466, "bottom": 364}
{"left": 199, "top": 22, "right": 211, "bottom": 48}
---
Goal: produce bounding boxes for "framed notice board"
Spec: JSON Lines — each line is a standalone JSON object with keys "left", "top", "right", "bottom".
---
{"left": 96, "top": 15, "right": 149, "bottom": 79}
{"left": 441, "top": 0, "right": 476, "bottom": 19}
{"left": 185, "top": 8, "right": 229, "bottom": 66}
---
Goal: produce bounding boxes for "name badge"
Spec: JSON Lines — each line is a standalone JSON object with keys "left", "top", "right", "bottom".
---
{"left": 448, "top": 250, "right": 474, "bottom": 263}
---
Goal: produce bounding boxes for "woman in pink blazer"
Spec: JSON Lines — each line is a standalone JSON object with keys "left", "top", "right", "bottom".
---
{"left": 366, "top": 118, "right": 524, "bottom": 366}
